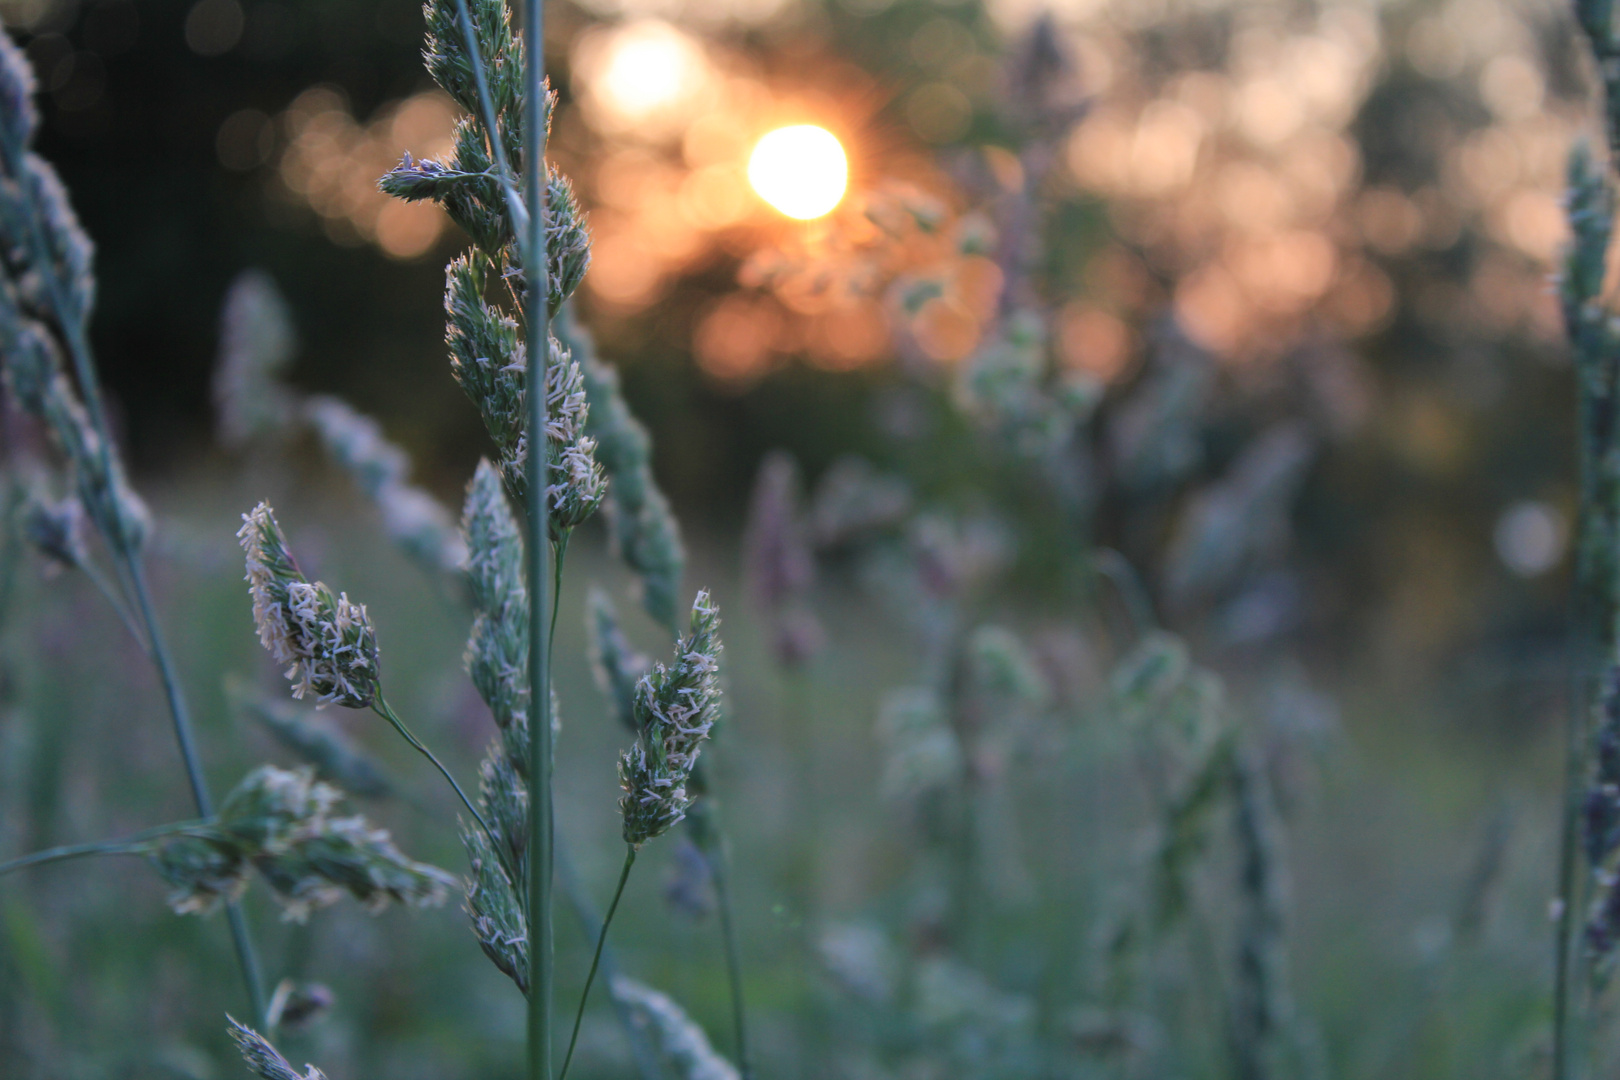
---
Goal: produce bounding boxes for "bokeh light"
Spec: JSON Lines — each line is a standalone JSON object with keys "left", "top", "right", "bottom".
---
{"left": 573, "top": 19, "right": 712, "bottom": 139}
{"left": 747, "top": 125, "right": 849, "bottom": 220}
{"left": 269, "top": 87, "right": 457, "bottom": 259}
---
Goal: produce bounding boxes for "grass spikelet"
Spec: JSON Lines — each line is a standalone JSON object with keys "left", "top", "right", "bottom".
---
{"left": 463, "top": 458, "right": 531, "bottom": 769}
{"left": 444, "top": 264, "right": 605, "bottom": 529}
{"left": 588, "top": 586, "right": 649, "bottom": 733}
{"left": 227, "top": 678, "right": 393, "bottom": 798}
{"left": 304, "top": 395, "right": 469, "bottom": 577}
{"left": 618, "top": 590, "right": 724, "bottom": 847}
{"left": 966, "top": 625, "right": 1049, "bottom": 709}
{"left": 557, "top": 304, "right": 686, "bottom": 629}
{"left": 466, "top": 823, "right": 529, "bottom": 992}
{"left": 153, "top": 765, "right": 454, "bottom": 922}
{"left": 956, "top": 310, "right": 1098, "bottom": 457}
{"left": 227, "top": 1017, "right": 329, "bottom": 1080}
{"left": 20, "top": 489, "right": 87, "bottom": 571}
{"left": 808, "top": 456, "right": 913, "bottom": 551}
{"left": 1163, "top": 421, "right": 1316, "bottom": 607}
{"left": 213, "top": 270, "right": 298, "bottom": 447}
{"left": 610, "top": 975, "right": 741, "bottom": 1080}
{"left": 743, "top": 451, "right": 822, "bottom": 666}
{"left": 0, "top": 320, "right": 149, "bottom": 552}
{"left": 238, "top": 502, "right": 381, "bottom": 709}
{"left": 876, "top": 686, "right": 963, "bottom": 801}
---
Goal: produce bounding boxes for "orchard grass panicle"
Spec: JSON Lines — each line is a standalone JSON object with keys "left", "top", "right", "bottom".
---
{"left": 228, "top": 1017, "right": 329, "bottom": 1080}
{"left": 239, "top": 502, "right": 380, "bottom": 711}
{"left": 619, "top": 591, "right": 724, "bottom": 849}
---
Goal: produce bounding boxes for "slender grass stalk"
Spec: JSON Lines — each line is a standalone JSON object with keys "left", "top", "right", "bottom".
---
{"left": 0, "top": 102, "right": 268, "bottom": 1022}
{"left": 372, "top": 696, "right": 495, "bottom": 845}
{"left": 78, "top": 557, "right": 149, "bottom": 652}
{"left": 130, "top": 535, "right": 268, "bottom": 1026}
{"left": 558, "top": 845, "right": 636, "bottom": 1080}
{"left": 556, "top": 843, "right": 671, "bottom": 1080}
{"left": 452, "top": 0, "right": 529, "bottom": 241}
{"left": 523, "top": 3, "right": 556, "bottom": 1078}
{"left": 704, "top": 820, "right": 752, "bottom": 1080}
{"left": 0, "top": 819, "right": 211, "bottom": 876}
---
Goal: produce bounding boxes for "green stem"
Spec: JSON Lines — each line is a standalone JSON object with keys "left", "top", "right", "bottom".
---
{"left": 557, "top": 845, "right": 636, "bottom": 1080}
{"left": 551, "top": 533, "right": 569, "bottom": 655}
{"left": 0, "top": 117, "right": 267, "bottom": 1025}
{"left": 451, "top": 0, "right": 530, "bottom": 245}
{"left": 523, "top": 0, "right": 556, "bottom": 1076}
{"left": 705, "top": 821, "right": 753, "bottom": 1080}
{"left": 128, "top": 561, "right": 267, "bottom": 1027}
{"left": 555, "top": 842, "right": 670, "bottom": 1080}
{"left": 0, "top": 839, "right": 146, "bottom": 875}
{"left": 372, "top": 696, "right": 495, "bottom": 845}
{"left": 79, "top": 556, "right": 150, "bottom": 654}
{"left": 0, "top": 818, "right": 213, "bottom": 876}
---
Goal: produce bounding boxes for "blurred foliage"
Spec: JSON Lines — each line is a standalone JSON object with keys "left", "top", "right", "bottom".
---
{"left": 0, "top": 0, "right": 1600, "bottom": 1076}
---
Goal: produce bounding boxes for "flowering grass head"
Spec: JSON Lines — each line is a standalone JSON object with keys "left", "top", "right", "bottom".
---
{"left": 153, "top": 765, "right": 454, "bottom": 923}
{"left": 228, "top": 1017, "right": 329, "bottom": 1080}
{"left": 238, "top": 501, "right": 380, "bottom": 709}
{"left": 619, "top": 590, "right": 724, "bottom": 847}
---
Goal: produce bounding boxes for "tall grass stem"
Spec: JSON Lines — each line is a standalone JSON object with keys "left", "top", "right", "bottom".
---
{"left": 556, "top": 843, "right": 670, "bottom": 1080}
{"left": 451, "top": 0, "right": 529, "bottom": 241}
{"left": 523, "top": 0, "right": 556, "bottom": 1076}
{"left": 0, "top": 106, "right": 270, "bottom": 1024}
{"left": 129, "top": 560, "right": 268, "bottom": 1026}
{"left": 373, "top": 697, "right": 495, "bottom": 846}
{"left": 705, "top": 820, "right": 752, "bottom": 1080}
{"left": 0, "top": 819, "right": 211, "bottom": 876}
{"left": 557, "top": 844, "right": 636, "bottom": 1080}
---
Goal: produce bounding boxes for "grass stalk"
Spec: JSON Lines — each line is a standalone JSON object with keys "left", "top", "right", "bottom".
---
{"left": 523, "top": 2, "right": 555, "bottom": 1078}
{"left": 129, "top": 550, "right": 268, "bottom": 1027}
{"left": 372, "top": 696, "right": 496, "bottom": 846}
{"left": 0, "top": 112, "right": 269, "bottom": 1025}
{"left": 686, "top": 746, "right": 753, "bottom": 1077}
{"left": 0, "top": 819, "right": 211, "bottom": 876}
{"left": 705, "top": 820, "right": 752, "bottom": 1080}
{"left": 557, "top": 844, "right": 636, "bottom": 1080}
{"left": 556, "top": 842, "right": 671, "bottom": 1080}
{"left": 452, "top": 0, "right": 529, "bottom": 239}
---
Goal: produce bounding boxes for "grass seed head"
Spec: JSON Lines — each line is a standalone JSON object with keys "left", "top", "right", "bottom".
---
{"left": 227, "top": 1018, "right": 329, "bottom": 1080}
{"left": 619, "top": 590, "right": 724, "bottom": 846}
{"left": 0, "top": 31, "right": 37, "bottom": 148}
{"left": 461, "top": 459, "right": 531, "bottom": 760}
{"left": 560, "top": 306, "right": 687, "bottom": 629}
{"left": 152, "top": 766, "right": 454, "bottom": 922}
{"left": 588, "top": 586, "right": 649, "bottom": 733}
{"left": 21, "top": 490, "right": 88, "bottom": 571}
{"left": 214, "top": 270, "right": 298, "bottom": 446}
{"left": 464, "top": 824, "right": 529, "bottom": 993}
{"left": 809, "top": 456, "right": 913, "bottom": 551}
{"left": 239, "top": 502, "right": 381, "bottom": 709}
{"left": 609, "top": 975, "right": 741, "bottom": 1080}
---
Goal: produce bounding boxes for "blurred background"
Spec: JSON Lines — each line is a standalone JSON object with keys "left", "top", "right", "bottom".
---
{"left": 0, "top": 0, "right": 1593, "bottom": 1076}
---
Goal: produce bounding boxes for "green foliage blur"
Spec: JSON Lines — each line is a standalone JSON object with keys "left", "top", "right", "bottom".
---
{"left": 0, "top": 0, "right": 1594, "bottom": 1077}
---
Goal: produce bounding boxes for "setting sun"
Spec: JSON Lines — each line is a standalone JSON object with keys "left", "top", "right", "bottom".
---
{"left": 747, "top": 125, "right": 848, "bottom": 220}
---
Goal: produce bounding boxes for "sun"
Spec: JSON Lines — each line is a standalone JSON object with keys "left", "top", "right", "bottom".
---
{"left": 747, "top": 125, "right": 849, "bottom": 221}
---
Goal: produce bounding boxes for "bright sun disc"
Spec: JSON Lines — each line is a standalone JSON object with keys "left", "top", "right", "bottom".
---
{"left": 748, "top": 125, "right": 848, "bottom": 220}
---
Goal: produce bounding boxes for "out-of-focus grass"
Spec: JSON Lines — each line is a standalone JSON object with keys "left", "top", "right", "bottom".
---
{"left": 0, "top": 459, "right": 1569, "bottom": 1078}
